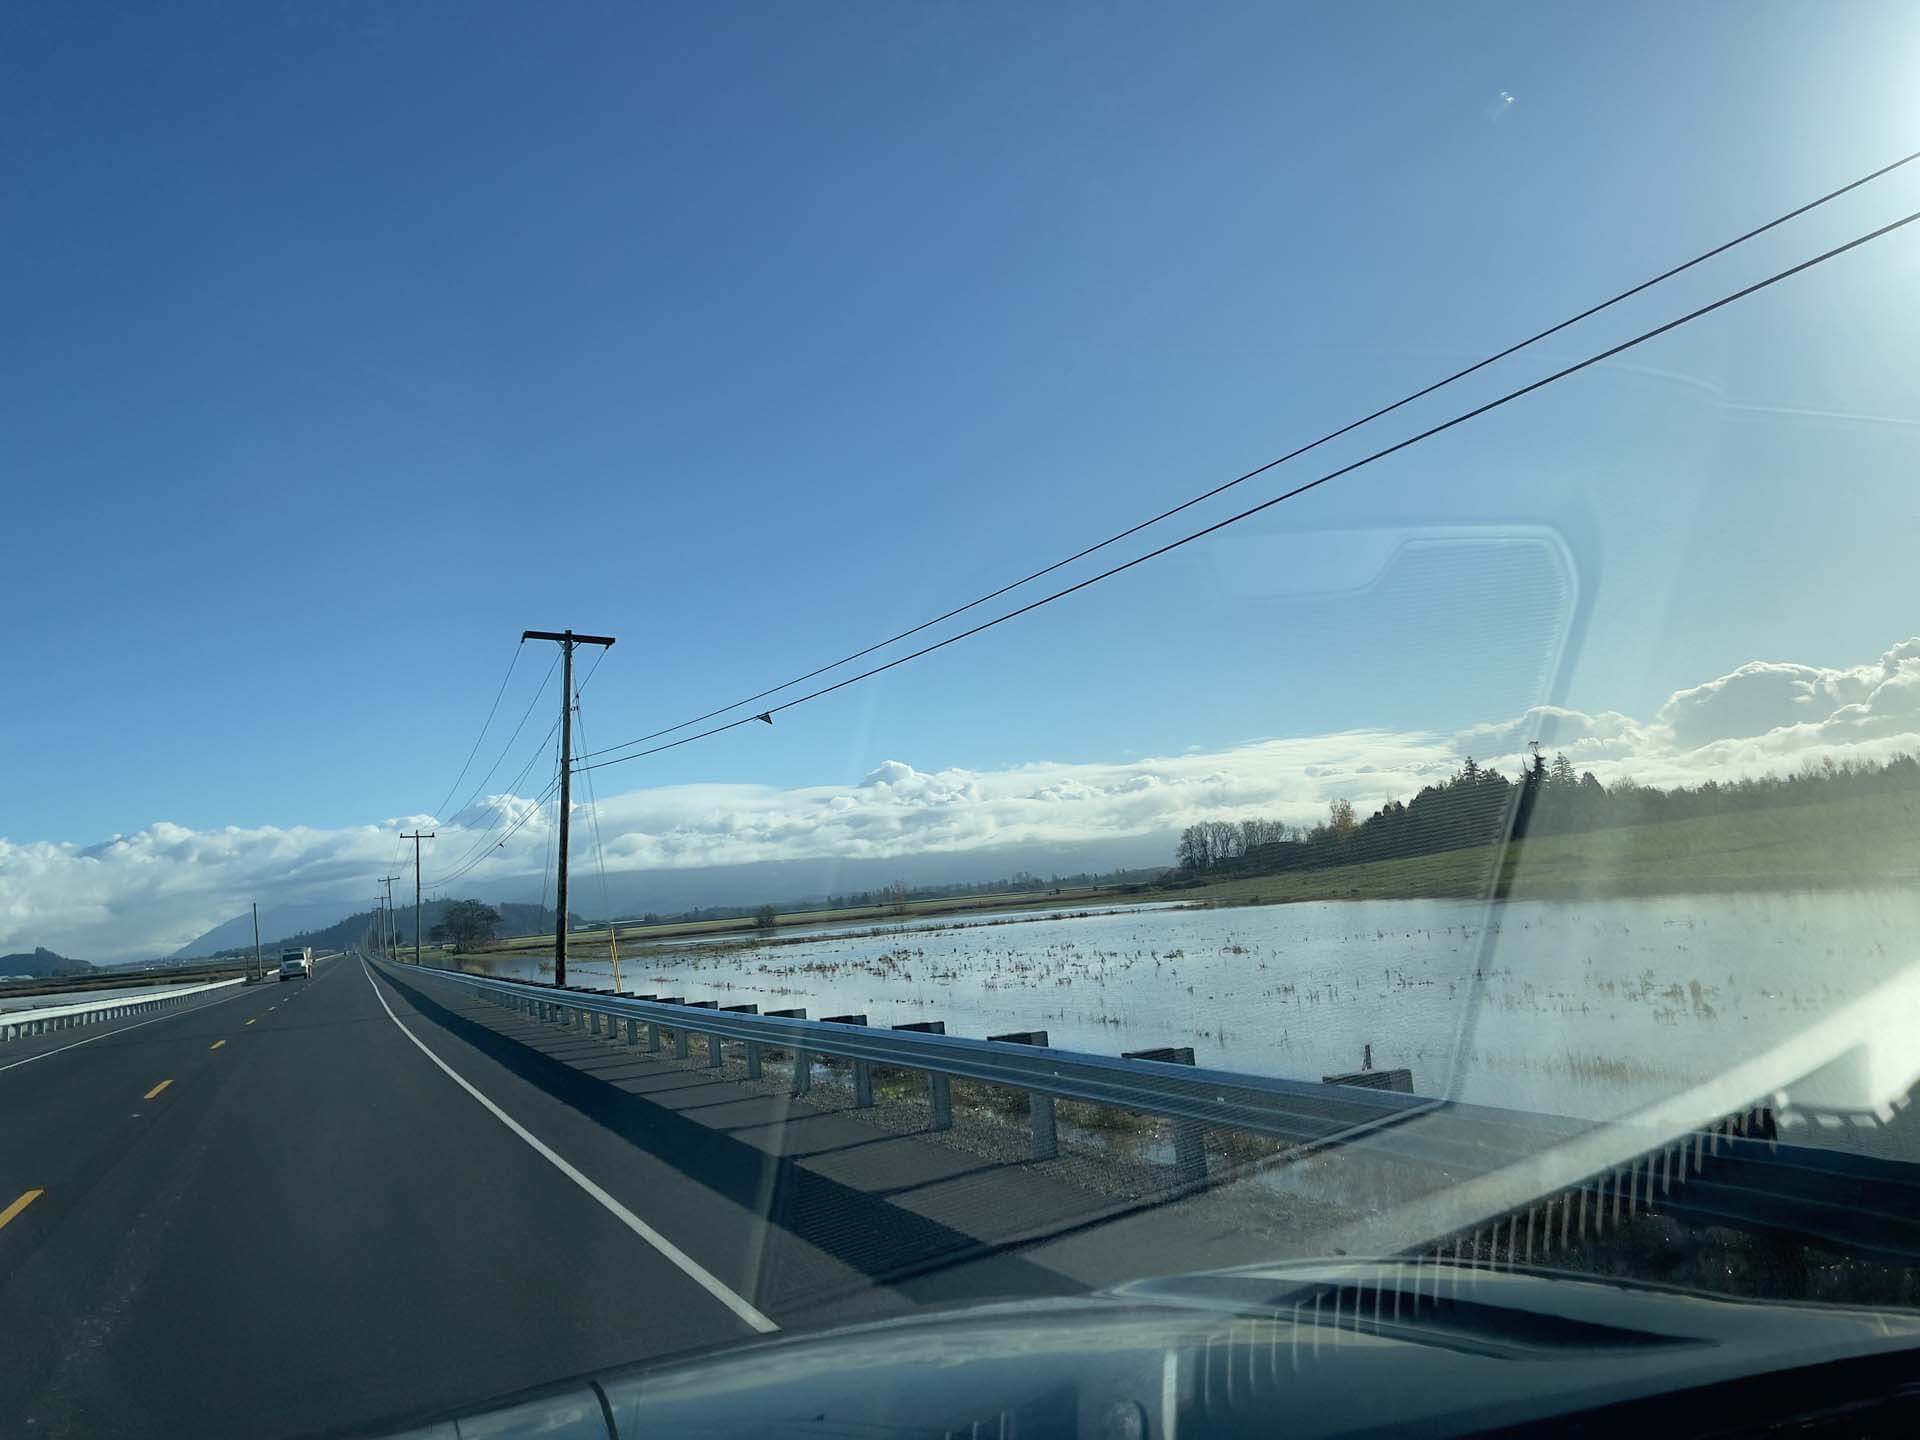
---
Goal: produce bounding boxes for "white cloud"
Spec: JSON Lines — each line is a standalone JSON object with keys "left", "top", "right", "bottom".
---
{"left": 1453, "top": 637, "right": 1920, "bottom": 790}
{"left": 1654, "top": 659, "right": 1879, "bottom": 750}
{"left": 5, "top": 638, "right": 1917, "bottom": 964}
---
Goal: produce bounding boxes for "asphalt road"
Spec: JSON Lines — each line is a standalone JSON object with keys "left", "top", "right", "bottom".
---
{"left": 0, "top": 953, "right": 924, "bottom": 1438}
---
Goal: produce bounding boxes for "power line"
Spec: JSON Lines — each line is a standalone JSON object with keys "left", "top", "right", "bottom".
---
{"left": 576, "top": 204, "right": 1920, "bottom": 777}
{"left": 428, "top": 641, "right": 524, "bottom": 823}
{"left": 573, "top": 688, "right": 616, "bottom": 929}
{"left": 391, "top": 640, "right": 526, "bottom": 886}
{"left": 538, "top": 727, "right": 562, "bottom": 920}
{"left": 441, "top": 649, "right": 560, "bottom": 826}
{"left": 422, "top": 715, "right": 562, "bottom": 887}
{"left": 415, "top": 643, "right": 613, "bottom": 897}
{"left": 425, "top": 773, "right": 560, "bottom": 893}
{"left": 576, "top": 643, "right": 611, "bottom": 695}
{"left": 576, "top": 148, "right": 1920, "bottom": 765}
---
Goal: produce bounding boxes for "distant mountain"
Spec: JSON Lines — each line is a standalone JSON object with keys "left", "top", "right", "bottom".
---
{"left": 172, "top": 838, "right": 1172, "bottom": 959}
{"left": 529, "top": 837, "right": 1176, "bottom": 924}
{"left": 0, "top": 947, "right": 91, "bottom": 979}
{"left": 173, "top": 901, "right": 361, "bottom": 960}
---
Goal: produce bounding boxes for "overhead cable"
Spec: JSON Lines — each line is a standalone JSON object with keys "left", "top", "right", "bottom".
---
{"left": 576, "top": 149, "right": 1920, "bottom": 765}
{"left": 428, "top": 641, "right": 524, "bottom": 823}
{"left": 575, "top": 205, "right": 1920, "bottom": 777}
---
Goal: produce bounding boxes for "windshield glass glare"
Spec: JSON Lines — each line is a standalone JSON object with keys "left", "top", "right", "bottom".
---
{"left": 2, "top": 3, "right": 1917, "bottom": 1437}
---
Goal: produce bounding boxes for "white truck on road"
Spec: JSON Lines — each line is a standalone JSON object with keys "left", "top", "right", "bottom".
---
{"left": 277, "top": 947, "right": 313, "bottom": 981}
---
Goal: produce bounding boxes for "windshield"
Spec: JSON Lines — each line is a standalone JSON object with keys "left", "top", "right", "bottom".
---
{"left": 3, "top": 4, "right": 1918, "bottom": 1437}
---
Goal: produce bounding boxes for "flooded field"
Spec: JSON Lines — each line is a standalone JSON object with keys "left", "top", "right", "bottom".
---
{"left": 480, "top": 890, "right": 1920, "bottom": 1123}
{"left": 634, "top": 899, "right": 1182, "bottom": 950}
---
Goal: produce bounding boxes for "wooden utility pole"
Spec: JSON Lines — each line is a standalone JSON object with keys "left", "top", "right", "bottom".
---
{"left": 521, "top": 628, "right": 615, "bottom": 986}
{"left": 379, "top": 876, "right": 399, "bottom": 957}
{"left": 401, "top": 831, "right": 433, "bottom": 966}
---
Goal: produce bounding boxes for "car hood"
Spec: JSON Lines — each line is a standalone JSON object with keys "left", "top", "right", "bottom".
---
{"left": 354, "top": 1261, "right": 1920, "bottom": 1439}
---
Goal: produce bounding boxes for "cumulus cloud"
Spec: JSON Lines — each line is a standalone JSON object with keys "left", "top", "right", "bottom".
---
{"left": 1452, "top": 704, "right": 1648, "bottom": 763}
{"left": 5, "top": 638, "right": 1916, "bottom": 964}
{"left": 1654, "top": 660, "right": 1879, "bottom": 750}
{"left": 0, "top": 821, "right": 422, "bottom": 967}
{"left": 1452, "top": 637, "right": 1920, "bottom": 790}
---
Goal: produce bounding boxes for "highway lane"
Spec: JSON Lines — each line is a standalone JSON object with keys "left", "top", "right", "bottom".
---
{"left": 0, "top": 954, "right": 793, "bottom": 1438}
{"left": 0, "top": 975, "right": 266, "bottom": 1069}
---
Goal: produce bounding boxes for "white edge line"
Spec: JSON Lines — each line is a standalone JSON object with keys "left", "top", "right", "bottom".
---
{"left": 358, "top": 957, "right": 778, "bottom": 1335}
{"left": 0, "top": 979, "right": 263, "bottom": 1074}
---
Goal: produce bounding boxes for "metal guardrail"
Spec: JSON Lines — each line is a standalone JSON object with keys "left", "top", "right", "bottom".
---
{"left": 380, "top": 957, "right": 1598, "bottom": 1180}
{"left": 0, "top": 975, "right": 246, "bottom": 1041}
{"left": 379, "top": 957, "right": 1920, "bottom": 1265}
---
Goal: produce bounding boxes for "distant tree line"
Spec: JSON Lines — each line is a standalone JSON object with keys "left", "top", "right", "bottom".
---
{"left": 1176, "top": 750, "right": 1920, "bottom": 876}
{"left": 228, "top": 900, "right": 574, "bottom": 958}
{"left": 810, "top": 866, "right": 1163, "bottom": 912}
{"left": 608, "top": 864, "right": 1167, "bottom": 931}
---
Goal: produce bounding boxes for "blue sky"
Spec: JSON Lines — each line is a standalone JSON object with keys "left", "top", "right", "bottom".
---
{"left": 4, "top": 0, "right": 1918, "bottom": 884}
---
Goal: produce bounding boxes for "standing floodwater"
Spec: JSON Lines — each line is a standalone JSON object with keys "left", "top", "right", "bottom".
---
{"left": 482, "top": 890, "right": 1919, "bottom": 1122}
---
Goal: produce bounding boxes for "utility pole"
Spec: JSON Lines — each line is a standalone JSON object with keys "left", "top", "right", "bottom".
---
{"left": 252, "top": 901, "right": 262, "bottom": 981}
{"left": 379, "top": 876, "right": 399, "bottom": 958}
{"left": 401, "top": 831, "right": 433, "bottom": 966}
{"left": 522, "top": 628, "right": 615, "bottom": 986}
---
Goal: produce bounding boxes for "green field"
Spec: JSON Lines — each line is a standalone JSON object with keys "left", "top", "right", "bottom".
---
{"left": 1174, "top": 789, "right": 1920, "bottom": 909}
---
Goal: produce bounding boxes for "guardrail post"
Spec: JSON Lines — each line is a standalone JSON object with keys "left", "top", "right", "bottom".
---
{"left": 656, "top": 999, "right": 689, "bottom": 1058}
{"left": 893, "top": 1021, "right": 952, "bottom": 1130}
{"left": 1124, "top": 1046, "right": 1207, "bottom": 1185}
{"left": 768, "top": 1008, "right": 809, "bottom": 1093}
{"left": 823, "top": 1015, "right": 872, "bottom": 1106}
{"left": 624, "top": 1017, "right": 639, "bottom": 1047}
{"left": 625, "top": 996, "right": 662, "bottom": 1052}
{"left": 991, "top": 1031, "right": 1058, "bottom": 1158}
{"left": 720, "top": 1004, "right": 757, "bottom": 1070}
{"left": 685, "top": 1001, "right": 717, "bottom": 1062}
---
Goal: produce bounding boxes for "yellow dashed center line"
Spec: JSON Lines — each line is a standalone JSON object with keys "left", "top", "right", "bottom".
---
{"left": 0, "top": 1189, "right": 44, "bottom": 1231}
{"left": 143, "top": 1079, "right": 174, "bottom": 1100}
{"left": 209, "top": 1040, "right": 226, "bottom": 1051}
